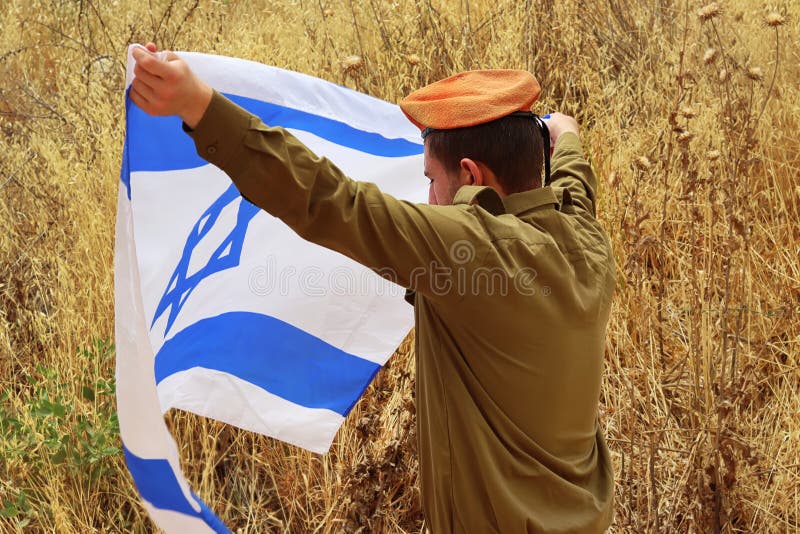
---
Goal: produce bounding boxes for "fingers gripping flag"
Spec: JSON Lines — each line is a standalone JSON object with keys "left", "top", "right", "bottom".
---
{"left": 116, "top": 46, "right": 426, "bottom": 531}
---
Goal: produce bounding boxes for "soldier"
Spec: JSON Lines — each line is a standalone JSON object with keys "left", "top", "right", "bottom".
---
{"left": 132, "top": 42, "right": 615, "bottom": 533}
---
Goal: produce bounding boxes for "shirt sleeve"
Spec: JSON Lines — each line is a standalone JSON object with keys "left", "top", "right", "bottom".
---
{"left": 185, "top": 90, "right": 489, "bottom": 300}
{"left": 548, "top": 132, "right": 597, "bottom": 216}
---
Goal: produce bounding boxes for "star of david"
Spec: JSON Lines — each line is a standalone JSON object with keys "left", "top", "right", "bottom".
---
{"left": 151, "top": 183, "right": 260, "bottom": 336}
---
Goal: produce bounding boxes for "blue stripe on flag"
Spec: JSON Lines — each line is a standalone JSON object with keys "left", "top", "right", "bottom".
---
{"left": 123, "top": 445, "right": 231, "bottom": 533}
{"left": 154, "top": 311, "right": 381, "bottom": 416}
{"left": 125, "top": 92, "right": 423, "bottom": 176}
{"left": 226, "top": 93, "right": 423, "bottom": 158}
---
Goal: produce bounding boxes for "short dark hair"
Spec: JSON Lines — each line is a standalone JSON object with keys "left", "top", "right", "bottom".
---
{"left": 425, "top": 116, "right": 545, "bottom": 194}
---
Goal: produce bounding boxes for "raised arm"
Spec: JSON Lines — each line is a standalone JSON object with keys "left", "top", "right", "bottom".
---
{"left": 129, "top": 44, "right": 490, "bottom": 302}
{"left": 543, "top": 112, "right": 598, "bottom": 216}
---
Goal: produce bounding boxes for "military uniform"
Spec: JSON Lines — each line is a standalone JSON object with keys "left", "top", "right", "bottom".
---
{"left": 187, "top": 89, "right": 615, "bottom": 533}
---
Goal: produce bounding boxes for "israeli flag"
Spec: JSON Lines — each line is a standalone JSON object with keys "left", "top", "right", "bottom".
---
{"left": 115, "top": 45, "right": 425, "bottom": 531}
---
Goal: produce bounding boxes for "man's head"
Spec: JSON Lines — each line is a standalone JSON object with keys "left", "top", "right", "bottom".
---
{"left": 401, "top": 69, "right": 547, "bottom": 206}
{"left": 423, "top": 116, "right": 544, "bottom": 205}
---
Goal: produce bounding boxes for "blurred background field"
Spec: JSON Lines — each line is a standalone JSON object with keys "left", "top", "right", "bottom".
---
{"left": 1, "top": 0, "right": 798, "bottom": 532}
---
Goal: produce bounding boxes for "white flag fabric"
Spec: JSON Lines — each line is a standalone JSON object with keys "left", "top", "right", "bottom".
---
{"left": 115, "top": 45, "right": 426, "bottom": 532}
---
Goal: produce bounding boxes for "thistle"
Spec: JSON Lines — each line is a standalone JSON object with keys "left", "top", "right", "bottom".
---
{"left": 765, "top": 12, "right": 786, "bottom": 27}
{"left": 746, "top": 66, "right": 764, "bottom": 81}
{"left": 697, "top": 2, "right": 722, "bottom": 22}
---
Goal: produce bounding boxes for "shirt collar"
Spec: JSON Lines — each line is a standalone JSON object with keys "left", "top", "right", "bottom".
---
{"left": 502, "top": 186, "right": 560, "bottom": 216}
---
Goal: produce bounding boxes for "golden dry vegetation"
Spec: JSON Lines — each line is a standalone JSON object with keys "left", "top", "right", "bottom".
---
{"left": 1, "top": 0, "right": 799, "bottom": 532}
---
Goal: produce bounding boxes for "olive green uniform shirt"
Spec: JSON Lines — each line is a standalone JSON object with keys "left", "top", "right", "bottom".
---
{"left": 187, "top": 91, "right": 615, "bottom": 533}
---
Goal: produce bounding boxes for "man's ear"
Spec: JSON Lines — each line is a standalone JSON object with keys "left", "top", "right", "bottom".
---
{"left": 459, "top": 158, "right": 483, "bottom": 186}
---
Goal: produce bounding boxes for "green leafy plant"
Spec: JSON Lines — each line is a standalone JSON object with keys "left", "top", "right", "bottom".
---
{"left": 0, "top": 339, "right": 120, "bottom": 530}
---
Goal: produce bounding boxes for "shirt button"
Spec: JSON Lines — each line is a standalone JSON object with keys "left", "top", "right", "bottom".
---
{"left": 207, "top": 145, "right": 217, "bottom": 155}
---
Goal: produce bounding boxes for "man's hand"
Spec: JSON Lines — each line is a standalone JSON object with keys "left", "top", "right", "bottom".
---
{"left": 130, "top": 42, "right": 213, "bottom": 129}
{"left": 542, "top": 112, "right": 580, "bottom": 147}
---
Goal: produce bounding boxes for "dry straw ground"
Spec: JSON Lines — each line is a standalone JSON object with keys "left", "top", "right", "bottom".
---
{"left": 1, "top": 0, "right": 798, "bottom": 532}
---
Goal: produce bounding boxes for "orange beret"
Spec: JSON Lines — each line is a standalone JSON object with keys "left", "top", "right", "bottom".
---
{"left": 399, "top": 69, "right": 542, "bottom": 134}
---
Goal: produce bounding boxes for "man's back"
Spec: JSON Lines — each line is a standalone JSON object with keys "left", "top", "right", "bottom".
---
{"left": 412, "top": 132, "right": 615, "bottom": 532}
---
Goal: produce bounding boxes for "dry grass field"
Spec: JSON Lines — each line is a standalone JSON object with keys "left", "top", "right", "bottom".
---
{"left": 1, "top": 0, "right": 799, "bottom": 532}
